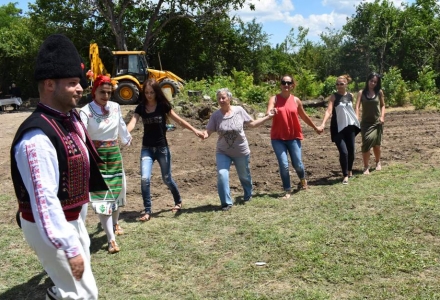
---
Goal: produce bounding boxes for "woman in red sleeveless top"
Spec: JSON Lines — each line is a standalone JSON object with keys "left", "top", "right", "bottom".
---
{"left": 266, "top": 75, "right": 322, "bottom": 199}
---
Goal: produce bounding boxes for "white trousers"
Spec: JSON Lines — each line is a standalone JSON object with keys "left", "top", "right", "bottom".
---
{"left": 21, "top": 217, "right": 98, "bottom": 300}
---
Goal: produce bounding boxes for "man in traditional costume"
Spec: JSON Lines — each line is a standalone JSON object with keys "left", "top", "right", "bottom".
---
{"left": 10, "top": 34, "right": 107, "bottom": 300}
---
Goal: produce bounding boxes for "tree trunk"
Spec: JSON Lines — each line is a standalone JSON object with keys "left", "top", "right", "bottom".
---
{"left": 302, "top": 97, "right": 327, "bottom": 108}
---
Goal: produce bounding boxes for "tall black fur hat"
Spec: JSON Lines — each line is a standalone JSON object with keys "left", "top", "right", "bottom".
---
{"left": 34, "top": 34, "right": 85, "bottom": 81}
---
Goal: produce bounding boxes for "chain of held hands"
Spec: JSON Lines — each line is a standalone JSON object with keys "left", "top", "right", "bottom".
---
{"left": 192, "top": 108, "right": 324, "bottom": 140}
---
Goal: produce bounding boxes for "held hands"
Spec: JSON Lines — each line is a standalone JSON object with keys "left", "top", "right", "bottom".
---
{"left": 194, "top": 130, "right": 204, "bottom": 139}
{"left": 268, "top": 108, "right": 277, "bottom": 117}
{"left": 315, "top": 125, "right": 324, "bottom": 134}
{"left": 68, "top": 254, "right": 85, "bottom": 281}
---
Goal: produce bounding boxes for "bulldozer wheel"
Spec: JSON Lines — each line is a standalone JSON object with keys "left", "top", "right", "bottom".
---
{"left": 113, "top": 82, "right": 139, "bottom": 105}
{"left": 159, "top": 79, "right": 180, "bottom": 98}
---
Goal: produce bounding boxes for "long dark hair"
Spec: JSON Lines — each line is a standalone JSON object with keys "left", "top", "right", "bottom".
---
{"left": 139, "top": 79, "right": 172, "bottom": 112}
{"left": 362, "top": 72, "right": 382, "bottom": 96}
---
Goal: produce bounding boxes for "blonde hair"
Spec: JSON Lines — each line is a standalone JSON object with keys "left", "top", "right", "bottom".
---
{"left": 337, "top": 74, "right": 352, "bottom": 84}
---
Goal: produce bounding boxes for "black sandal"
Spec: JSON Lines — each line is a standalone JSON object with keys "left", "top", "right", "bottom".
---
{"left": 171, "top": 203, "right": 182, "bottom": 212}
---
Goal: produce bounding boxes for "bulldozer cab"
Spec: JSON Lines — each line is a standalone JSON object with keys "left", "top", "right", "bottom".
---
{"left": 113, "top": 51, "right": 148, "bottom": 84}
{"left": 89, "top": 43, "right": 185, "bottom": 105}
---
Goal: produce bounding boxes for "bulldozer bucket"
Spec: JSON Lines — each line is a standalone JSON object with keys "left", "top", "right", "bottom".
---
{"left": 89, "top": 43, "right": 109, "bottom": 81}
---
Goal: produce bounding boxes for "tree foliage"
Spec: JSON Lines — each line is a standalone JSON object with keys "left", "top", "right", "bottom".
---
{"left": 4, "top": 0, "right": 440, "bottom": 104}
{"left": 0, "top": 3, "right": 40, "bottom": 97}
{"left": 29, "top": 0, "right": 253, "bottom": 51}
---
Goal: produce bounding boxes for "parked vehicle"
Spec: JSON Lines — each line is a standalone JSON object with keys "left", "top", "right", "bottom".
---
{"left": 89, "top": 43, "right": 185, "bottom": 104}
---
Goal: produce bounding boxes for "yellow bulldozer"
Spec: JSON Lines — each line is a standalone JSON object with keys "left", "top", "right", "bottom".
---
{"left": 88, "top": 43, "right": 185, "bottom": 104}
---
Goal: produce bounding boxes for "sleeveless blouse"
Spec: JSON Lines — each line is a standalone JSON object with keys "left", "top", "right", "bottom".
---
{"left": 270, "top": 94, "right": 303, "bottom": 140}
{"left": 360, "top": 92, "right": 381, "bottom": 126}
{"left": 330, "top": 93, "right": 360, "bottom": 141}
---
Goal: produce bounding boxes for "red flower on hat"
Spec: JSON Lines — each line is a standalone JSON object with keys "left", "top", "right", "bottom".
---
{"left": 81, "top": 63, "right": 85, "bottom": 70}
{"left": 86, "top": 70, "right": 94, "bottom": 80}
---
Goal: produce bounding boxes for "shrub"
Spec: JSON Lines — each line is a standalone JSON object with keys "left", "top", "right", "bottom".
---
{"left": 321, "top": 76, "right": 338, "bottom": 97}
{"left": 231, "top": 69, "right": 254, "bottom": 99}
{"left": 382, "top": 67, "right": 408, "bottom": 107}
{"left": 347, "top": 80, "right": 357, "bottom": 93}
{"left": 410, "top": 90, "right": 439, "bottom": 110}
{"left": 296, "top": 68, "right": 319, "bottom": 100}
{"left": 244, "top": 84, "right": 272, "bottom": 104}
{"left": 184, "top": 79, "right": 209, "bottom": 94}
{"left": 417, "top": 66, "right": 438, "bottom": 92}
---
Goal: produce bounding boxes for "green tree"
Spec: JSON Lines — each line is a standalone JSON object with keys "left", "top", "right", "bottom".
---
{"left": 395, "top": 0, "right": 440, "bottom": 82}
{"left": 156, "top": 14, "right": 248, "bottom": 79}
{"left": 343, "top": 0, "right": 402, "bottom": 76}
{"left": 236, "top": 19, "right": 271, "bottom": 83}
{"left": 0, "top": 3, "right": 41, "bottom": 97}
{"left": 318, "top": 28, "right": 345, "bottom": 80}
{"left": 30, "top": 0, "right": 254, "bottom": 51}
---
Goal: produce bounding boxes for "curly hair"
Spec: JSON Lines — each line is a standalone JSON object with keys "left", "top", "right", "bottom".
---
{"left": 337, "top": 74, "right": 352, "bottom": 84}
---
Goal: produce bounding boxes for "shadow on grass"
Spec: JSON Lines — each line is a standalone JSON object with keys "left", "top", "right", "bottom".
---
{"left": 89, "top": 222, "right": 111, "bottom": 254}
{"left": 0, "top": 271, "right": 52, "bottom": 300}
{"left": 309, "top": 168, "right": 362, "bottom": 186}
{"left": 119, "top": 209, "right": 145, "bottom": 222}
{"left": 119, "top": 203, "right": 222, "bottom": 222}
{"left": 120, "top": 204, "right": 221, "bottom": 221}
{"left": 172, "top": 204, "right": 219, "bottom": 215}
{"left": 234, "top": 193, "right": 281, "bottom": 205}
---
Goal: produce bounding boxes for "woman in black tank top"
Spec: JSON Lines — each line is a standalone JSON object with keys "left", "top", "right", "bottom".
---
{"left": 318, "top": 74, "right": 360, "bottom": 184}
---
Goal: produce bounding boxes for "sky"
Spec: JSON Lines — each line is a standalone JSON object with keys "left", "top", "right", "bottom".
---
{"left": 4, "top": 0, "right": 415, "bottom": 46}
{"left": 234, "top": 0, "right": 415, "bottom": 45}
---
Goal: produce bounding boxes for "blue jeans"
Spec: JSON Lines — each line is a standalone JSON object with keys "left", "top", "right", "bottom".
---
{"left": 140, "top": 146, "right": 181, "bottom": 214}
{"left": 271, "top": 139, "right": 305, "bottom": 192}
{"left": 216, "top": 153, "right": 252, "bottom": 207}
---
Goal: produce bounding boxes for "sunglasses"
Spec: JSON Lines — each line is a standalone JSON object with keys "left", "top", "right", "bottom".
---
{"left": 281, "top": 80, "right": 293, "bottom": 86}
{"left": 336, "top": 83, "right": 345, "bottom": 86}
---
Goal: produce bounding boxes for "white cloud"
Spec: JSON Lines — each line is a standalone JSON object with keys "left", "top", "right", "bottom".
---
{"left": 284, "top": 12, "right": 348, "bottom": 38}
{"left": 321, "top": 0, "right": 359, "bottom": 15}
{"left": 233, "top": 0, "right": 348, "bottom": 41}
{"left": 231, "top": 0, "right": 416, "bottom": 45}
{"left": 233, "top": 0, "right": 294, "bottom": 22}
{"left": 322, "top": 0, "right": 410, "bottom": 14}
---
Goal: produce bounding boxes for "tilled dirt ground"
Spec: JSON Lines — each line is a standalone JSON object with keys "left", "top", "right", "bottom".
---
{"left": 1, "top": 104, "right": 439, "bottom": 224}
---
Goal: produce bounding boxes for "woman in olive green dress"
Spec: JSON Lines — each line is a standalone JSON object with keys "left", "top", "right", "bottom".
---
{"left": 355, "top": 72, "right": 386, "bottom": 174}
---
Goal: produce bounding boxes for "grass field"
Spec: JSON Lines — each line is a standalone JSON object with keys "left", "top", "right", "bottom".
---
{"left": 1, "top": 161, "right": 440, "bottom": 300}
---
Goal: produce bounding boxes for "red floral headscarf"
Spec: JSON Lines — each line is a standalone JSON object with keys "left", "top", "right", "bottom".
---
{"left": 92, "top": 75, "right": 112, "bottom": 99}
